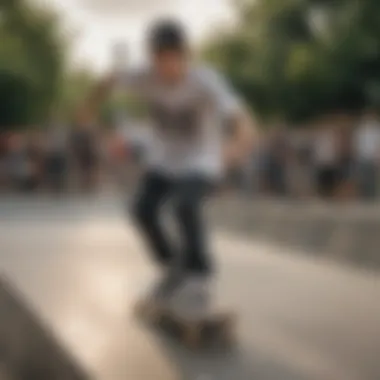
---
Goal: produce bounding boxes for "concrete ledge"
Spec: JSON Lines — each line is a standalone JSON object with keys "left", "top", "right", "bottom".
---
{"left": 209, "top": 197, "right": 380, "bottom": 271}
{"left": 0, "top": 276, "right": 90, "bottom": 380}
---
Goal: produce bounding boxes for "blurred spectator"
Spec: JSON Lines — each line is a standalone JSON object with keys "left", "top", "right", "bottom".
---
{"left": 7, "top": 134, "right": 30, "bottom": 191}
{"left": 106, "top": 128, "right": 128, "bottom": 188}
{"left": 25, "top": 131, "right": 45, "bottom": 191}
{"left": 335, "top": 116, "right": 355, "bottom": 200}
{"left": 312, "top": 118, "right": 339, "bottom": 199}
{"left": 353, "top": 110, "right": 380, "bottom": 200}
{"left": 45, "top": 124, "right": 68, "bottom": 193}
{"left": 264, "top": 127, "right": 289, "bottom": 196}
{"left": 70, "top": 124, "right": 99, "bottom": 192}
{"left": 1, "top": 114, "right": 379, "bottom": 203}
{"left": 97, "top": 128, "right": 115, "bottom": 184}
{"left": 242, "top": 138, "right": 264, "bottom": 196}
{"left": 0, "top": 134, "right": 8, "bottom": 189}
{"left": 287, "top": 129, "right": 313, "bottom": 198}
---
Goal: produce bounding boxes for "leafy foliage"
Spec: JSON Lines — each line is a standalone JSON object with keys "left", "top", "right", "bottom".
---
{"left": 0, "top": 0, "right": 67, "bottom": 130}
{"left": 203, "top": 0, "right": 380, "bottom": 124}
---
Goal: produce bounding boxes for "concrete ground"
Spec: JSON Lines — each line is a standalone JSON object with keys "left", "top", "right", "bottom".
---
{"left": 1, "top": 195, "right": 380, "bottom": 380}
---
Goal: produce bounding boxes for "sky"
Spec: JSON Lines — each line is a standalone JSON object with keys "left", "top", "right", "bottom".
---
{"left": 43, "top": 0, "right": 237, "bottom": 73}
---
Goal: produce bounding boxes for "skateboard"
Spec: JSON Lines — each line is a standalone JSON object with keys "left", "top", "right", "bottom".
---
{"left": 134, "top": 299, "right": 236, "bottom": 349}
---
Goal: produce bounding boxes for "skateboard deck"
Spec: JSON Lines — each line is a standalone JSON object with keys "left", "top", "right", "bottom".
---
{"left": 134, "top": 299, "right": 236, "bottom": 349}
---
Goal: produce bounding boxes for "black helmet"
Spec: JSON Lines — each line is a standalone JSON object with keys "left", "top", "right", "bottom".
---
{"left": 148, "top": 19, "right": 187, "bottom": 54}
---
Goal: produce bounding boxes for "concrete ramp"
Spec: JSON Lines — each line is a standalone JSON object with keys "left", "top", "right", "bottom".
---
{"left": 1, "top": 196, "right": 380, "bottom": 380}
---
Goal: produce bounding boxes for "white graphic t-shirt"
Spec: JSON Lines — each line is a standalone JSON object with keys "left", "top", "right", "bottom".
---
{"left": 119, "top": 65, "right": 242, "bottom": 178}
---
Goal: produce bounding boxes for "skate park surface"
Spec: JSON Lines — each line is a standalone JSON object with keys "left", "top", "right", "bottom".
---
{"left": 1, "top": 195, "right": 380, "bottom": 380}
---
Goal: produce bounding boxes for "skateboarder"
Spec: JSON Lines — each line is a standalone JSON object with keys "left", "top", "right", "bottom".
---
{"left": 77, "top": 19, "right": 255, "bottom": 317}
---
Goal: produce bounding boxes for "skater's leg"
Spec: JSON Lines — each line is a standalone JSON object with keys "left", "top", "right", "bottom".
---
{"left": 132, "top": 171, "right": 174, "bottom": 266}
{"left": 174, "top": 177, "right": 213, "bottom": 275}
{"left": 166, "top": 177, "right": 216, "bottom": 317}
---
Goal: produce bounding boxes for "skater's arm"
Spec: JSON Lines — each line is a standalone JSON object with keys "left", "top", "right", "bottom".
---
{"left": 201, "top": 67, "right": 257, "bottom": 166}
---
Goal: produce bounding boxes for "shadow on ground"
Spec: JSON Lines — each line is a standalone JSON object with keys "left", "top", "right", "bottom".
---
{"left": 137, "top": 319, "right": 305, "bottom": 380}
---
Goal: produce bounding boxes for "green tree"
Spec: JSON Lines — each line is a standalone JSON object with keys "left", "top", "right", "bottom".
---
{"left": 0, "top": 0, "right": 68, "bottom": 130}
{"left": 203, "top": 0, "right": 380, "bottom": 124}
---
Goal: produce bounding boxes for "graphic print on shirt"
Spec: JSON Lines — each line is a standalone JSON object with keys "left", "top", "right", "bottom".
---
{"left": 149, "top": 100, "right": 204, "bottom": 140}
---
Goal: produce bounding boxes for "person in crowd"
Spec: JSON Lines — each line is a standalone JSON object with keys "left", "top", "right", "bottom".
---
{"left": 298, "top": 129, "right": 315, "bottom": 198}
{"left": 0, "top": 133, "right": 9, "bottom": 190}
{"left": 242, "top": 134, "right": 262, "bottom": 196}
{"left": 265, "top": 126, "right": 289, "bottom": 196}
{"left": 286, "top": 130, "right": 307, "bottom": 198}
{"left": 312, "top": 116, "right": 339, "bottom": 199}
{"left": 107, "top": 126, "right": 129, "bottom": 188}
{"left": 335, "top": 115, "right": 355, "bottom": 200}
{"left": 69, "top": 123, "right": 98, "bottom": 192}
{"left": 46, "top": 123, "right": 68, "bottom": 193}
{"left": 7, "top": 133, "right": 30, "bottom": 191}
{"left": 25, "top": 131, "right": 45, "bottom": 191}
{"left": 353, "top": 109, "right": 380, "bottom": 200}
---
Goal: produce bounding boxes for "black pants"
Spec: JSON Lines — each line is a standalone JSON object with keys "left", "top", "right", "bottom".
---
{"left": 132, "top": 171, "right": 213, "bottom": 275}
